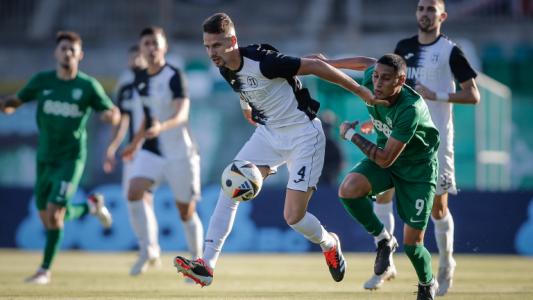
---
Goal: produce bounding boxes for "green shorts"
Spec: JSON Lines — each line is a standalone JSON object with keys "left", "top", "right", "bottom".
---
{"left": 350, "top": 158, "right": 436, "bottom": 230}
{"left": 35, "top": 159, "right": 85, "bottom": 210}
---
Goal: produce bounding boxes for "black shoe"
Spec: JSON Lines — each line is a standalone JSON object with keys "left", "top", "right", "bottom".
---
{"left": 417, "top": 278, "right": 438, "bottom": 300}
{"left": 322, "top": 232, "right": 346, "bottom": 282}
{"left": 374, "top": 235, "right": 398, "bottom": 275}
{"left": 173, "top": 256, "right": 213, "bottom": 287}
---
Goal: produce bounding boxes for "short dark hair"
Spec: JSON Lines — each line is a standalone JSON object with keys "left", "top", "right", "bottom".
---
{"left": 202, "top": 12, "right": 235, "bottom": 35}
{"left": 377, "top": 54, "right": 406, "bottom": 75}
{"left": 55, "top": 31, "right": 82, "bottom": 46}
{"left": 140, "top": 26, "right": 167, "bottom": 40}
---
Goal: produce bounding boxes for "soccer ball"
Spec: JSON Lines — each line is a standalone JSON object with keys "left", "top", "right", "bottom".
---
{"left": 221, "top": 160, "right": 263, "bottom": 202}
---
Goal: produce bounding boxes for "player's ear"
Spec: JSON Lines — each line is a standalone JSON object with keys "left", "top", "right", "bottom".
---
{"left": 78, "top": 49, "right": 84, "bottom": 62}
{"left": 230, "top": 35, "right": 237, "bottom": 47}
{"left": 439, "top": 11, "right": 448, "bottom": 22}
{"left": 397, "top": 74, "right": 406, "bottom": 86}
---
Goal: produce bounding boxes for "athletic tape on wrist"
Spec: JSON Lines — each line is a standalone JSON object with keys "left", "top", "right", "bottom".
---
{"left": 436, "top": 92, "right": 449, "bottom": 102}
{"left": 344, "top": 128, "right": 356, "bottom": 140}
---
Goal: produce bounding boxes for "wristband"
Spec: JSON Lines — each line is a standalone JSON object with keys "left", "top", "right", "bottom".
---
{"left": 344, "top": 128, "right": 356, "bottom": 140}
{"left": 436, "top": 92, "right": 449, "bottom": 102}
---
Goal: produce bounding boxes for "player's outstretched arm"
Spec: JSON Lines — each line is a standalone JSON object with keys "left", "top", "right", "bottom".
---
{"left": 340, "top": 120, "right": 406, "bottom": 168}
{"left": 103, "top": 114, "right": 130, "bottom": 173}
{"left": 324, "top": 56, "right": 377, "bottom": 71}
{"left": 100, "top": 106, "right": 121, "bottom": 125}
{"left": 297, "top": 58, "right": 389, "bottom": 107}
{"left": 0, "top": 95, "right": 23, "bottom": 114}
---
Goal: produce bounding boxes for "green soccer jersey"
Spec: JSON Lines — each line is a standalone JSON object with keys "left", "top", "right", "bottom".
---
{"left": 17, "top": 70, "right": 114, "bottom": 162}
{"left": 362, "top": 66, "right": 440, "bottom": 182}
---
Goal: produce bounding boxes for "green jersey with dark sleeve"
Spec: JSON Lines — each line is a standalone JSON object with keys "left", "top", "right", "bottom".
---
{"left": 17, "top": 70, "right": 114, "bottom": 162}
{"left": 361, "top": 66, "right": 440, "bottom": 183}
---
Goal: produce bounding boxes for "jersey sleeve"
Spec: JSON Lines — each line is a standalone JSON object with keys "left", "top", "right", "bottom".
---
{"left": 390, "top": 105, "right": 419, "bottom": 144}
{"left": 16, "top": 73, "right": 42, "bottom": 102}
{"left": 260, "top": 51, "right": 301, "bottom": 79}
{"left": 169, "top": 69, "right": 188, "bottom": 100}
{"left": 116, "top": 84, "right": 132, "bottom": 114}
{"left": 89, "top": 78, "right": 114, "bottom": 112}
{"left": 449, "top": 46, "right": 477, "bottom": 83}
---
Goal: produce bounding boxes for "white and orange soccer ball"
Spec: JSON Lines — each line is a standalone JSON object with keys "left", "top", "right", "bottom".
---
{"left": 221, "top": 160, "right": 263, "bottom": 202}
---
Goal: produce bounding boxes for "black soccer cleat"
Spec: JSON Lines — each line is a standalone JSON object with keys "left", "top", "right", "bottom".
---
{"left": 417, "top": 277, "right": 439, "bottom": 300}
{"left": 173, "top": 256, "right": 213, "bottom": 287}
{"left": 322, "top": 232, "right": 346, "bottom": 282}
{"left": 374, "top": 235, "right": 398, "bottom": 275}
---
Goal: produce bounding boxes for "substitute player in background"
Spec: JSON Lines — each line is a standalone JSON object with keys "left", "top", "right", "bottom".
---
{"left": 173, "top": 12, "right": 388, "bottom": 287}
{"left": 121, "top": 27, "right": 204, "bottom": 276}
{"left": 329, "top": 54, "right": 440, "bottom": 299}
{"left": 0, "top": 31, "right": 120, "bottom": 284}
{"left": 366, "top": 0, "right": 480, "bottom": 294}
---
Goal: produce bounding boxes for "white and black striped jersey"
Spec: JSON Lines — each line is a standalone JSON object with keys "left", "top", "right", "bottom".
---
{"left": 115, "top": 68, "right": 144, "bottom": 143}
{"left": 219, "top": 44, "right": 317, "bottom": 128}
{"left": 394, "top": 34, "right": 477, "bottom": 154}
{"left": 134, "top": 63, "right": 197, "bottom": 159}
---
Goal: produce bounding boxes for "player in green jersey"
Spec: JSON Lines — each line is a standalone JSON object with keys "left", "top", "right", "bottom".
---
{"left": 0, "top": 31, "right": 120, "bottom": 285}
{"left": 314, "top": 53, "right": 439, "bottom": 299}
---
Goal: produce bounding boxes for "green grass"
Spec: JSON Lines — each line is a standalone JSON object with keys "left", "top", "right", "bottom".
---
{"left": 0, "top": 250, "right": 532, "bottom": 299}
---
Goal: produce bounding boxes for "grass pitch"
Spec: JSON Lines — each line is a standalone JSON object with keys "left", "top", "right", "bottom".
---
{"left": 0, "top": 250, "right": 532, "bottom": 299}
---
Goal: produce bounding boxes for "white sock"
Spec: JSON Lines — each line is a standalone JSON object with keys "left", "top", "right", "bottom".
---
{"left": 432, "top": 211, "right": 455, "bottom": 267}
{"left": 203, "top": 191, "right": 239, "bottom": 269}
{"left": 374, "top": 202, "right": 395, "bottom": 245}
{"left": 375, "top": 227, "right": 392, "bottom": 243}
{"left": 182, "top": 212, "right": 204, "bottom": 259}
{"left": 128, "top": 200, "right": 159, "bottom": 258}
{"left": 289, "top": 212, "right": 335, "bottom": 251}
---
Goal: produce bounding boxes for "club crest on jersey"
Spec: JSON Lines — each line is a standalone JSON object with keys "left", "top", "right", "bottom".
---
{"left": 72, "top": 88, "right": 83, "bottom": 101}
{"left": 247, "top": 76, "right": 258, "bottom": 88}
{"left": 432, "top": 54, "right": 439, "bottom": 64}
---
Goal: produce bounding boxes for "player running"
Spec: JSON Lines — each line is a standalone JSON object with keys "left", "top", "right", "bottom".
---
{"left": 173, "top": 12, "right": 388, "bottom": 287}
{"left": 0, "top": 31, "right": 120, "bottom": 284}
{"left": 364, "top": 0, "right": 480, "bottom": 294}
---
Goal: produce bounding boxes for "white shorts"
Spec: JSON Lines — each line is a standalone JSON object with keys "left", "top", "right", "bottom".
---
{"left": 130, "top": 149, "right": 201, "bottom": 203}
{"left": 436, "top": 133, "right": 457, "bottom": 196}
{"left": 235, "top": 118, "right": 325, "bottom": 192}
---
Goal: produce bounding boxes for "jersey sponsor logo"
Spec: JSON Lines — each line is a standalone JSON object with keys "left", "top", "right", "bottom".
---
{"left": 406, "top": 67, "right": 438, "bottom": 82}
{"left": 247, "top": 76, "right": 258, "bottom": 88}
{"left": 370, "top": 116, "right": 392, "bottom": 138}
{"left": 72, "top": 88, "right": 83, "bottom": 101}
{"left": 43, "top": 99, "right": 83, "bottom": 118}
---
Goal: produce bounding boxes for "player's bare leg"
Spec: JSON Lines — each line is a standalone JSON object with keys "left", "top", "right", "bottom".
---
{"left": 431, "top": 192, "right": 455, "bottom": 296}
{"left": 127, "top": 177, "right": 160, "bottom": 276}
{"left": 364, "top": 188, "right": 397, "bottom": 290}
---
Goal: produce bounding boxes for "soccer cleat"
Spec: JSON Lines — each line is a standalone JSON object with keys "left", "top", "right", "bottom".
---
{"left": 417, "top": 277, "right": 439, "bottom": 300}
{"left": 24, "top": 268, "right": 51, "bottom": 285}
{"left": 374, "top": 235, "right": 398, "bottom": 275}
{"left": 173, "top": 256, "right": 213, "bottom": 287}
{"left": 88, "top": 193, "right": 113, "bottom": 229}
{"left": 130, "top": 254, "right": 161, "bottom": 276}
{"left": 363, "top": 263, "right": 397, "bottom": 290}
{"left": 436, "top": 259, "right": 456, "bottom": 296}
{"left": 322, "top": 232, "right": 346, "bottom": 282}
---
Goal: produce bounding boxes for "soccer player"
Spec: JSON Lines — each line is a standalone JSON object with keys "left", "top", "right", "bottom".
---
{"left": 364, "top": 0, "right": 480, "bottom": 294}
{"left": 121, "top": 27, "right": 204, "bottom": 276}
{"left": 0, "top": 31, "right": 120, "bottom": 284}
{"left": 173, "top": 12, "right": 387, "bottom": 287}
{"left": 327, "top": 53, "right": 440, "bottom": 299}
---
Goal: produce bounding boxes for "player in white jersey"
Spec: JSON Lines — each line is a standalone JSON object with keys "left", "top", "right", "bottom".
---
{"left": 173, "top": 12, "right": 388, "bottom": 287}
{"left": 363, "top": 0, "right": 480, "bottom": 295}
{"left": 121, "top": 27, "right": 204, "bottom": 276}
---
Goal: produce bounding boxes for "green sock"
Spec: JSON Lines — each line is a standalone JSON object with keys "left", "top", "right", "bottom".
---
{"left": 404, "top": 244, "right": 433, "bottom": 284}
{"left": 41, "top": 229, "right": 64, "bottom": 270}
{"left": 340, "top": 197, "right": 384, "bottom": 236}
{"left": 64, "top": 203, "right": 90, "bottom": 221}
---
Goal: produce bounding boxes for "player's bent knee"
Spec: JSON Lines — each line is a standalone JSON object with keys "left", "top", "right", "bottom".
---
{"left": 338, "top": 174, "right": 370, "bottom": 199}
{"left": 284, "top": 210, "right": 305, "bottom": 226}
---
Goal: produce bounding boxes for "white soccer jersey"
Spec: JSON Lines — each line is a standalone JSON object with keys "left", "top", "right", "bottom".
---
{"left": 115, "top": 68, "right": 144, "bottom": 143}
{"left": 394, "top": 34, "right": 477, "bottom": 194}
{"left": 134, "top": 64, "right": 197, "bottom": 159}
{"left": 219, "top": 44, "right": 316, "bottom": 128}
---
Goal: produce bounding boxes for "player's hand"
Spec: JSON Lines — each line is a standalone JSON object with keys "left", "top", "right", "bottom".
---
{"left": 121, "top": 143, "right": 139, "bottom": 162}
{"left": 415, "top": 82, "right": 437, "bottom": 100}
{"left": 0, "top": 100, "right": 15, "bottom": 114}
{"left": 145, "top": 120, "right": 162, "bottom": 139}
{"left": 340, "top": 120, "right": 359, "bottom": 140}
{"left": 103, "top": 151, "right": 116, "bottom": 173}
{"left": 358, "top": 86, "right": 390, "bottom": 107}
{"left": 360, "top": 120, "right": 374, "bottom": 134}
